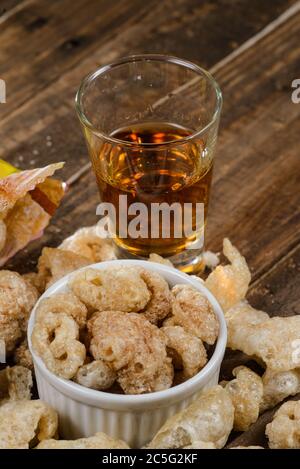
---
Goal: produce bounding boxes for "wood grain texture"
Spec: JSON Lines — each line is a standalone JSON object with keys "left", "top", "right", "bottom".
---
{"left": 0, "top": 0, "right": 296, "bottom": 159}
{"left": 1, "top": 0, "right": 300, "bottom": 449}
{"left": 206, "top": 5, "right": 300, "bottom": 279}
{"left": 6, "top": 1, "right": 300, "bottom": 282}
{"left": 0, "top": 0, "right": 25, "bottom": 18}
{"left": 248, "top": 244, "right": 300, "bottom": 317}
{"left": 0, "top": 0, "right": 159, "bottom": 119}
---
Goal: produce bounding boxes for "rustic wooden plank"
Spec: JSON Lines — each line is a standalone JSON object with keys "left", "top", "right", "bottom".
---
{"left": 1, "top": 1, "right": 299, "bottom": 449}
{"left": 3, "top": 2, "right": 300, "bottom": 277}
{"left": 131, "top": 0, "right": 298, "bottom": 65}
{"left": 1, "top": 0, "right": 296, "bottom": 116}
{"left": 205, "top": 4, "right": 300, "bottom": 280}
{"left": 0, "top": 0, "right": 25, "bottom": 19}
{"left": 0, "top": 0, "right": 160, "bottom": 119}
{"left": 0, "top": 0, "right": 296, "bottom": 158}
{"left": 207, "top": 112, "right": 300, "bottom": 281}
{"left": 248, "top": 243, "right": 300, "bottom": 317}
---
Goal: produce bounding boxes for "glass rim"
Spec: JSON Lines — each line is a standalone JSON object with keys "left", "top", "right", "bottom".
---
{"left": 75, "top": 54, "right": 223, "bottom": 147}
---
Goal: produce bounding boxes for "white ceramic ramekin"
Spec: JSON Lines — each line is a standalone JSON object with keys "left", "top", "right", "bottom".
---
{"left": 28, "top": 260, "right": 227, "bottom": 448}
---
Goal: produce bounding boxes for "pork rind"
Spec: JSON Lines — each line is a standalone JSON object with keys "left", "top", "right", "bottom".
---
{"left": 89, "top": 310, "right": 172, "bottom": 394}
{"left": 23, "top": 272, "right": 43, "bottom": 294}
{"left": 0, "top": 270, "right": 38, "bottom": 322}
{"left": 139, "top": 269, "right": 171, "bottom": 324}
{"left": 69, "top": 267, "right": 150, "bottom": 313}
{"left": 266, "top": 400, "right": 300, "bottom": 449}
{"left": 260, "top": 370, "right": 300, "bottom": 412}
{"left": 0, "top": 270, "right": 38, "bottom": 354}
{"left": 226, "top": 304, "right": 300, "bottom": 374}
{"left": 147, "top": 386, "right": 234, "bottom": 449}
{"left": 36, "top": 432, "right": 129, "bottom": 449}
{"left": 36, "top": 247, "right": 91, "bottom": 292}
{"left": 0, "top": 315, "right": 22, "bottom": 354}
{"left": 224, "top": 366, "right": 263, "bottom": 431}
{"left": 14, "top": 338, "right": 33, "bottom": 371}
{"left": 0, "top": 400, "right": 58, "bottom": 449}
{"left": 0, "top": 219, "right": 6, "bottom": 252}
{"left": 0, "top": 365, "right": 32, "bottom": 401}
{"left": 170, "top": 284, "right": 219, "bottom": 345}
{"left": 74, "top": 360, "right": 116, "bottom": 391}
{"left": 202, "top": 250, "right": 220, "bottom": 270}
{"left": 148, "top": 253, "right": 174, "bottom": 267}
{"left": 31, "top": 311, "right": 86, "bottom": 379}
{"left": 59, "top": 224, "right": 116, "bottom": 262}
{"left": 161, "top": 326, "right": 207, "bottom": 379}
{"left": 226, "top": 301, "right": 269, "bottom": 335}
{"left": 205, "top": 238, "right": 251, "bottom": 312}
{"left": 35, "top": 292, "right": 88, "bottom": 329}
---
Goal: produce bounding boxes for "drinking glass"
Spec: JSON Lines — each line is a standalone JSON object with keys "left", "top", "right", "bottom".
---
{"left": 76, "top": 55, "right": 222, "bottom": 273}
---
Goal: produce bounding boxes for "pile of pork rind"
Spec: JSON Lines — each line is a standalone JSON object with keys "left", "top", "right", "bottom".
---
{"left": 1, "top": 223, "right": 300, "bottom": 449}
{"left": 31, "top": 262, "right": 219, "bottom": 394}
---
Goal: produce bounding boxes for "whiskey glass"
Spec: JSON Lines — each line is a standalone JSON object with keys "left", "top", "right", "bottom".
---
{"left": 76, "top": 55, "right": 222, "bottom": 273}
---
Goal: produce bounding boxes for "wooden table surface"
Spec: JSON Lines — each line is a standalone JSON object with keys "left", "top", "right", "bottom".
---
{"left": 1, "top": 0, "right": 300, "bottom": 447}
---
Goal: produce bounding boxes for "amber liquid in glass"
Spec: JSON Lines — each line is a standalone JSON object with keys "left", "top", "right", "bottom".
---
{"left": 91, "top": 122, "right": 213, "bottom": 262}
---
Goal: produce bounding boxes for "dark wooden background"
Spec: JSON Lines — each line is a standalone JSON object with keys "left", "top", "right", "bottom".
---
{"left": 0, "top": 0, "right": 300, "bottom": 447}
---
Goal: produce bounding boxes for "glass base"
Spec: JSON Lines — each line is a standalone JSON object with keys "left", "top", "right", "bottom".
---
{"left": 112, "top": 242, "right": 205, "bottom": 275}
